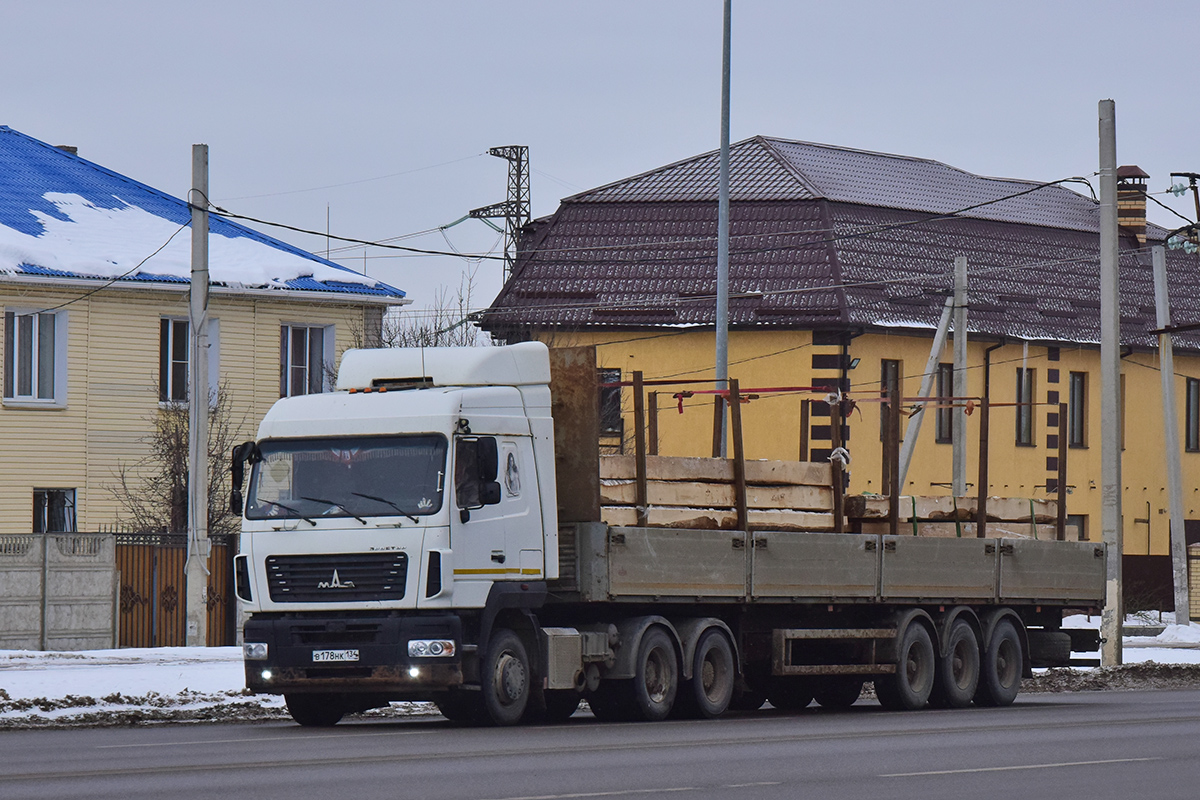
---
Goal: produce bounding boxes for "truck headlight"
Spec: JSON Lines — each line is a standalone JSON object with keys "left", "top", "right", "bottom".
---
{"left": 243, "top": 642, "right": 269, "bottom": 660}
{"left": 408, "top": 639, "right": 455, "bottom": 658}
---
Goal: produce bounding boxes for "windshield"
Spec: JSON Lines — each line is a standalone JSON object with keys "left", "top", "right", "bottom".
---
{"left": 245, "top": 434, "right": 448, "bottom": 521}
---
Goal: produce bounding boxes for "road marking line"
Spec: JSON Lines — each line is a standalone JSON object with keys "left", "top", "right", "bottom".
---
{"left": 96, "top": 730, "right": 422, "bottom": 749}
{"left": 724, "top": 782, "right": 782, "bottom": 788}
{"left": 481, "top": 788, "right": 695, "bottom": 800}
{"left": 882, "top": 756, "right": 1162, "bottom": 777}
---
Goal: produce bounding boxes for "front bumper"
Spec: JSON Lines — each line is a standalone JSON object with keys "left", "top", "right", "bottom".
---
{"left": 244, "top": 613, "right": 464, "bottom": 695}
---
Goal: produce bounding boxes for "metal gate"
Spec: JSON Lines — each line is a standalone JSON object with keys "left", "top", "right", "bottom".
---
{"left": 114, "top": 532, "right": 237, "bottom": 647}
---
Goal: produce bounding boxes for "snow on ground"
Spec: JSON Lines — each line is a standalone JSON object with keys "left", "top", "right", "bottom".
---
{"left": 3, "top": 616, "right": 1200, "bottom": 728}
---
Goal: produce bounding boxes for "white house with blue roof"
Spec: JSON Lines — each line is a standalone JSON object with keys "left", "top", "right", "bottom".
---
{"left": 0, "top": 125, "right": 407, "bottom": 541}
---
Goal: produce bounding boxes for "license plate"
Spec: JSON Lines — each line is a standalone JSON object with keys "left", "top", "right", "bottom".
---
{"left": 312, "top": 649, "right": 360, "bottom": 663}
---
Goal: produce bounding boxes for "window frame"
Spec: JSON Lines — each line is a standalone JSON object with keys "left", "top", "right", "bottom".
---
{"left": 1016, "top": 367, "right": 1035, "bottom": 446}
{"left": 3, "top": 309, "right": 68, "bottom": 408}
{"left": 280, "top": 323, "right": 334, "bottom": 398}
{"left": 159, "top": 317, "right": 220, "bottom": 406}
{"left": 1187, "top": 378, "right": 1200, "bottom": 453}
{"left": 33, "top": 488, "right": 76, "bottom": 533}
{"left": 1068, "top": 371, "right": 1087, "bottom": 448}
{"left": 598, "top": 368, "right": 623, "bottom": 437}
{"left": 935, "top": 362, "right": 954, "bottom": 444}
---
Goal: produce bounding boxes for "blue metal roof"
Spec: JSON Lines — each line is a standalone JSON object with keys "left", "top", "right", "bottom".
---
{"left": 0, "top": 126, "right": 405, "bottom": 299}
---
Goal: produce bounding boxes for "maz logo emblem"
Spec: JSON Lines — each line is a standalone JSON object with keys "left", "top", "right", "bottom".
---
{"left": 317, "top": 569, "right": 356, "bottom": 589}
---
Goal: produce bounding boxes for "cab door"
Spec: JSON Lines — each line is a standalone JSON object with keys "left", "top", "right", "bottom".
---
{"left": 450, "top": 436, "right": 508, "bottom": 607}
{"left": 499, "top": 438, "right": 543, "bottom": 579}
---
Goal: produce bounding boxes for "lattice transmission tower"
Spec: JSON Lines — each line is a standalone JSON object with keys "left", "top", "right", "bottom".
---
{"left": 469, "top": 145, "right": 530, "bottom": 282}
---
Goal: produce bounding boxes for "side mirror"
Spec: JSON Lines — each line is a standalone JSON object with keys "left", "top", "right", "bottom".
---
{"left": 230, "top": 489, "right": 244, "bottom": 515}
{"left": 230, "top": 441, "right": 258, "bottom": 516}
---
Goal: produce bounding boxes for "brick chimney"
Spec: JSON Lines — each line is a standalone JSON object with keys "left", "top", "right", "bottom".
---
{"left": 1117, "top": 164, "right": 1149, "bottom": 245}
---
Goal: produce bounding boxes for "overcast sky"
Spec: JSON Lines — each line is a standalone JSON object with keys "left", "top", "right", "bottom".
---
{"left": 5, "top": 1, "right": 1198, "bottom": 319}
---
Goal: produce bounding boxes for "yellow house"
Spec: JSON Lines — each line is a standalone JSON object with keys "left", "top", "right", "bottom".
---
{"left": 482, "top": 137, "right": 1200, "bottom": 595}
{"left": 0, "top": 127, "right": 405, "bottom": 536}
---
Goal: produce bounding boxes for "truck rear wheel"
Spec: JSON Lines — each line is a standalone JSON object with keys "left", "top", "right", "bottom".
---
{"left": 930, "top": 619, "right": 979, "bottom": 709}
{"left": 285, "top": 693, "right": 345, "bottom": 727}
{"left": 632, "top": 627, "right": 678, "bottom": 721}
{"left": 674, "top": 628, "right": 735, "bottom": 719}
{"left": 975, "top": 619, "right": 1022, "bottom": 707}
{"left": 875, "top": 622, "right": 935, "bottom": 711}
{"left": 481, "top": 628, "right": 531, "bottom": 726}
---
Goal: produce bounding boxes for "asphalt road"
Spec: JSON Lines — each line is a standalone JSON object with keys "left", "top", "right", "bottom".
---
{"left": 3, "top": 690, "right": 1198, "bottom": 800}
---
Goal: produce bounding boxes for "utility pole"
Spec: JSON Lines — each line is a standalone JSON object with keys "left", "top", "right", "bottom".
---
{"left": 952, "top": 256, "right": 968, "bottom": 496}
{"left": 898, "top": 297, "right": 954, "bottom": 486}
{"left": 1098, "top": 100, "right": 1123, "bottom": 665}
{"left": 714, "top": 0, "right": 732, "bottom": 457}
{"left": 186, "top": 143, "right": 211, "bottom": 649}
{"left": 1151, "top": 244, "right": 1190, "bottom": 622}
{"left": 468, "top": 146, "right": 531, "bottom": 282}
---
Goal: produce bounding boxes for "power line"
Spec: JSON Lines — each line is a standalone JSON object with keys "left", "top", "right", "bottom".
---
{"left": 216, "top": 153, "right": 485, "bottom": 202}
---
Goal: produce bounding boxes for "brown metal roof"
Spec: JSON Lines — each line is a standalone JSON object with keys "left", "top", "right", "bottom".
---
{"left": 482, "top": 138, "right": 1199, "bottom": 352}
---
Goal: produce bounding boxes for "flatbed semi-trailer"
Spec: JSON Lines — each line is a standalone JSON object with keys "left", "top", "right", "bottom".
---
{"left": 232, "top": 342, "right": 1103, "bottom": 726}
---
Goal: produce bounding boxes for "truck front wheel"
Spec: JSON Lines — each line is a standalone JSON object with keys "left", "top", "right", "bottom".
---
{"left": 285, "top": 693, "right": 346, "bottom": 727}
{"left": 482, "top": 628, "right": 531, "bottom": 726}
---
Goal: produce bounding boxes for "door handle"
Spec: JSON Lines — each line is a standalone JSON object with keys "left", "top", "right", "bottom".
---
{"left": 491, "top": 550, "right": 506, "bottom": 564}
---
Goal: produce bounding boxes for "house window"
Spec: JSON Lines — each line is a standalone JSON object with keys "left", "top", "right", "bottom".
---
{"left": 4, "top": 310, "right": 66, "bottom": 406}
{"left": 1068, "top": 372, "right": 1087, "bottom": 448}
{"left": 1016, "top": 367, "right": 1035, "bottom": 446}
{"left": 1066, "top": 513, "right": 1087, "bottom": 542}
{"left": 935, "top": 363, "right": 954, "bottom": 444}
{"left": 1187, "top": 378, "right": 1200, "bottom": 453}
{"left": 159, "top": 318, "right": 221, "bottom": 403}
{"left": 33, "top": 489, "right": 76, "bottom": 533}
{"left": 281, "top": 325, "right": 332, "bottom": 397}
{"left": 880, "top": 359, "right": 902, "bottom": 441}
{"left": 599, "top": 368, "right": 622, "bottom": 436}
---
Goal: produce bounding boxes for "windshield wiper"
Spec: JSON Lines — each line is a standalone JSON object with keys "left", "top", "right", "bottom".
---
{"left": 257, "top": 499, "right": 316, "bottom": 525}
{"left": 300, "top": 496, "right": 367, "bottom": 524}
{"left": 351, "top": 492, "right": 420, "bottom": 523}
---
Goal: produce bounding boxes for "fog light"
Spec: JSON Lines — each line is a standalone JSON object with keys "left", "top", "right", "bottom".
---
{"left": 243, "top": 642, "right": 269, "bottom": 660}
{"left": 261, "top": 669, "right": 273, "bottom": 681}
{"left": 408, "top": 667, "right": 420, "bottom": 678}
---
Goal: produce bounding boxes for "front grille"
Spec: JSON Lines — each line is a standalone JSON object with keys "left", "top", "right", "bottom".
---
{"left": 265, "top": 553, "right": 408, "bottom": 602}
{"left": 290, "top": 621, "right": 385, "bottom": 645}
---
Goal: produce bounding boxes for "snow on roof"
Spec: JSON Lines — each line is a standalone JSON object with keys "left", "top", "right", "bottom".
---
{"left": 0, "top": 127, "right": 406, "bottom": 300}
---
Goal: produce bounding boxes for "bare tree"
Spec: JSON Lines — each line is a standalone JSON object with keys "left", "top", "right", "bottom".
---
{"left": 350, "top": 265, "right": 490, "bottom": 349}
{"left": 108, "top": 385, "right": 245, "bottom": 536}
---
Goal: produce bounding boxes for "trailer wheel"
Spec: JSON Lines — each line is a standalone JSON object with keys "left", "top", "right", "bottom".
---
{"left": 766, "top": 678, "right": 813, "bottom": 712}
{"left": 875, "top": 622, "right": 935, "bottom": 711}
{"left": 481, "top": 628, "right": 531, "bottom": 726}
{"left": 674, "top": 628, "right": 735, "bottom": 719}
{"left": 813, "top": 677, "right": 863, "bottom": 709}
{"left": 975, "top": 619, "right": 1022, "bottom": 707}
{"left": 930, "top": 620, "right": 980, "bottom": 709}
{"left": 631, "top": 627, "right": 678, "bottom": 721}
{"left": 285, "top": 693, "right": 345, "bottom": 727}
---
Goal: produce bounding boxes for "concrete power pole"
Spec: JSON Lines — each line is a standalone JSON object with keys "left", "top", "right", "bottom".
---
{"left": 1098, "top": 100, "right": 1123, "bottom": 665}
{"left": 1151, "top": 245, "right": 1190, "bottom": 622}
{"left": 952, "top": 256, "right": 968, "bottom": 496}
{"left": 714, "top": 0, "right": 732, "bottom": 457}
{"left": 186, "top": 143, "right": 211, "bottom": 648}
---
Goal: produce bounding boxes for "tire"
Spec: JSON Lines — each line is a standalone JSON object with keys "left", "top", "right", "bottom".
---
{"left": 766, "top": 678, "right": 813, "bottom": 712}
{"left": 523, "top": 689, "right": 581, "bottom": 723}
{"left": 875, "top": 622, "right": 935, "bottom": 711}
{"left": 674, "top": 629, "right": 735, "bottom": 719}
{"left": 812, "top": 677, "right": 863, "bottom": 709}
{"left": 434, "top": 689, "right": 486, "bottom": 724}
{"left": 930, "top": 620, "right": 980, "bottom": 709}
{"left": 481, "top": 628, "right": 531, "bottom": 726}
{"left": 285, "top": 693, "right": 345, "bottom": 727}
{"left": 1027, "top": 630, "right": 1072, "bottom": 668}
{"left": 976, "top": 619, "right": 1023, "bottom": 707}
{"left": 631, "top": 627, "right": 679, "bottom": 721}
